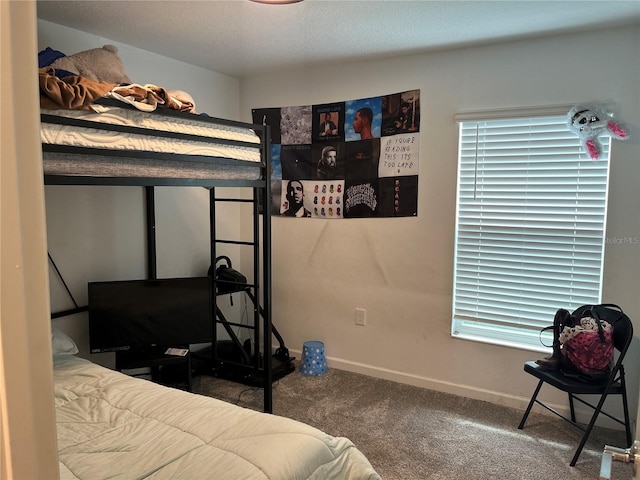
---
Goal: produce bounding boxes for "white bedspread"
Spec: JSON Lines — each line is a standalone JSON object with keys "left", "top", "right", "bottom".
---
{"left": 54, "top": 356, "right": 380, "bottom": 480}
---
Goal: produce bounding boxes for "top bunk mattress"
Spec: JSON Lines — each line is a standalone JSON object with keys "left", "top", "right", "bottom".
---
{"left": 41, "top": 103, "right": 264, "bottom": 184}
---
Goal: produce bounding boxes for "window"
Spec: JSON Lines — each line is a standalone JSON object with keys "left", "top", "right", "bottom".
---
{"left": 451, "top": 113, "right": 610, "bottom": 351}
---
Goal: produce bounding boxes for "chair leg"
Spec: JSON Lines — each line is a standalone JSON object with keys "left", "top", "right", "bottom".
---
{"left": 518, "top": 380, "right": 543, "bottom": 429}
{"left": 570, "top": 393, "right": 612, "bottom": 466}
{"left": 568, "top": 393, "right": 576, "bottom": 422}
{"left": 621, "top": 378, "right": 632, "bottom": 446}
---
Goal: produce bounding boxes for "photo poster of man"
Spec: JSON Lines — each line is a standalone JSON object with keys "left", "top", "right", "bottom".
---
{"left": 313, "top": 102, "right": 345, "bottom": 143}
{"left": 251, "top": 88, "right": 420, "bottom": 219}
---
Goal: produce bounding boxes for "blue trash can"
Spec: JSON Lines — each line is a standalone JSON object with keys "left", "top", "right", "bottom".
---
{"left": 300, "top": 341, "right": 327, "bottom": 376}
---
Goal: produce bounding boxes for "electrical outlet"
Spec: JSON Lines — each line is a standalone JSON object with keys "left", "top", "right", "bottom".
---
{"left": 355, "top": 308, "right": 366, "bottom": 326}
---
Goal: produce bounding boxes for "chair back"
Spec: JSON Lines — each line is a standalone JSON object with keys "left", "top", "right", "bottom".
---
{"left": 610, "top": 311, "right": 633, "bottom": 356}
{"left": 572, "top": 304, "right": 632, "bottom": 355}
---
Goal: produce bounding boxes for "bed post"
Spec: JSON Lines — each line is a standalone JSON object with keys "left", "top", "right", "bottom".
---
{"left": 262, "top": 125, "right": 273, "bottom": 413}
{"left": 145, "top": 186, "right": 157, "bottom": 280}
{"left": 209, "top": 186, "right": 218, "bottom": 379}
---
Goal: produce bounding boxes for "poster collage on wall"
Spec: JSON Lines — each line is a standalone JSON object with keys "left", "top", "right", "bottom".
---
{"left": 252, "top": 89, "right": 420, "bottom": 219}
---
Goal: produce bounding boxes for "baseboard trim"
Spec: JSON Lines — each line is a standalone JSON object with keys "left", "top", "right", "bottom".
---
{"left": 325, "top": 354, "right": 532, "bottom": 410}
{"left": 290, "top": 349, "right": 627, "bottom": 431}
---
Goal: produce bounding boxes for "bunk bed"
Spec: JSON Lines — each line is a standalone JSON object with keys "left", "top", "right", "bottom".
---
{"left": 42, "top": 96, "right": 277, "bottom": 407}
{"left": 43, "top": 92, "right": 380, "bottom": 479}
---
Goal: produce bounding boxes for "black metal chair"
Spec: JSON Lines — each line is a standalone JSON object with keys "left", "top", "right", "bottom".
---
{"left": 518, "top": 306, "right": 633, "bottom": 466}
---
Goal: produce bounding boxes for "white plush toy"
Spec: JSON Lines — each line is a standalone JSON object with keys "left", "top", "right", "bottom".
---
{"left": 567, "top": 104, "right": 629, "bottom": 160}
{"left": 50, "top": 45, "right": 131, "bottom": 84}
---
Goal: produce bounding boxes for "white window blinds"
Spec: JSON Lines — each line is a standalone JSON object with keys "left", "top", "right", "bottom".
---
{"left": 451, "top": 115, "right": 610, "bottom": 350}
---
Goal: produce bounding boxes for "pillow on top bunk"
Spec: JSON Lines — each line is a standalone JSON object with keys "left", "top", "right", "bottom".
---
{"left": 52, "top": 327, "right": 79, "bottom": 356}
{"left": 49, "top": 45, "right": 131, "bottom": 84}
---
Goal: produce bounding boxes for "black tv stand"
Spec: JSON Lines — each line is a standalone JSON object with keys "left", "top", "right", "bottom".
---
{"left": 115, "top": 347, "right": 192, "bottom": 391}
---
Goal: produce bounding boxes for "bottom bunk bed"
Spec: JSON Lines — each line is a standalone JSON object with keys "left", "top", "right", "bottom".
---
{"left": 52, "top": 331, "right": 380, "bottom": 480}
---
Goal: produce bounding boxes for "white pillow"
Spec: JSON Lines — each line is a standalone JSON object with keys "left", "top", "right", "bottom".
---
{"left": 51, "top": 326, "right": 79, "bottom": 355}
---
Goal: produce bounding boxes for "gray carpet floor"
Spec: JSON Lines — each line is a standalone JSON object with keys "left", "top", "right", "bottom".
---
{"left": 191, "top": 363, "right": 632, "bottom": 479}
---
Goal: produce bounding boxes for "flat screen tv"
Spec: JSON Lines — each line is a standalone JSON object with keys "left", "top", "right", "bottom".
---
{"left": 88, "top": 277, "right": 212, "bottom": 353}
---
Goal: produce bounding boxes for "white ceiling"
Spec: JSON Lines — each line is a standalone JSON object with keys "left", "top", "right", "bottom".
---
{"left": 36, "top": 0, "right": 640, "bottom": 79}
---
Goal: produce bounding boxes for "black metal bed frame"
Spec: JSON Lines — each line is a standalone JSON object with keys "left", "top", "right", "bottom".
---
{"left": 44, "top": 104, "right": 275, "bottom": 412}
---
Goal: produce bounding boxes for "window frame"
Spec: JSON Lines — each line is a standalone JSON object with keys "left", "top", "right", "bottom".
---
{"left": 451, "top": 110, "right": 611, "bottom": 352}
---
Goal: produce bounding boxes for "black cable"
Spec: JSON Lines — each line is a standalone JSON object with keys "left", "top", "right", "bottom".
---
{"left": 235, "top": 378, "right": 282, "bottom": 406}
{"left": 235, "top": 387, "right": 260, "bottom": 405}
{"left": 48, "top": 252, "right": 79, "bottom": 308}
